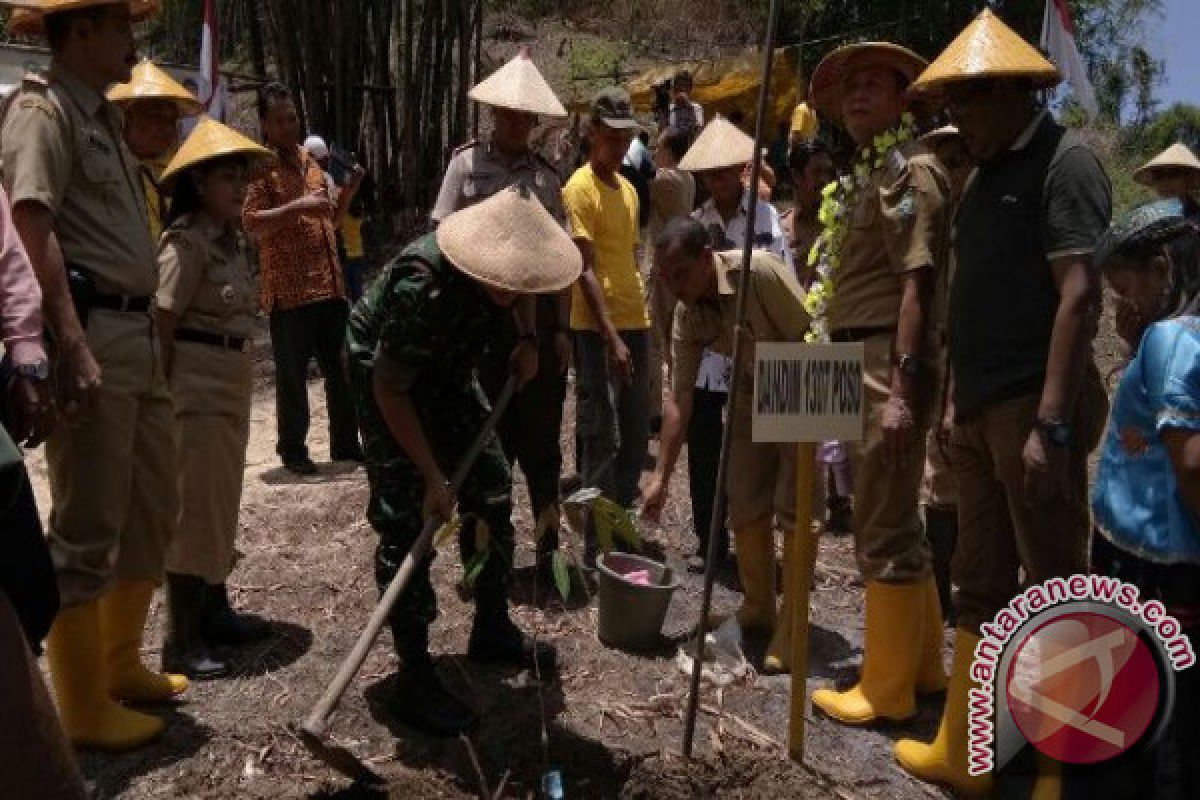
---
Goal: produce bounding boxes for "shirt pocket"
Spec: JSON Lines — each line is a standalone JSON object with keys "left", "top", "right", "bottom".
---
{"left": 850, "top": 192, "right": 878, "bottom": 230}
{"left": 77, "top": 143, "right": 122, "bottom": 221}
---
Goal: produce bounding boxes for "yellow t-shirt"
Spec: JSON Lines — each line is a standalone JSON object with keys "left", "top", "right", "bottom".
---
{"left": 562, "top": 164, "right": 650, "bottom": 331}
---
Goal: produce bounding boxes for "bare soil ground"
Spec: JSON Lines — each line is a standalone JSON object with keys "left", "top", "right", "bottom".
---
{"left": 24, "top": 309, "right": 1123, "bottom": 799}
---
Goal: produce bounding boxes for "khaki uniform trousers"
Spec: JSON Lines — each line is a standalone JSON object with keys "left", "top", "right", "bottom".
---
{"left": 165, "top": 341, "right": 254, "bottom": 584}
{"left": 647, "top": 269, "right": 676, "bottom": 420}
{"left": 46, "top": 310, "right": 177, "bottom": 607}
{"left": 950, "top": 369, "right": 1108, "bottom": 634}
{"left": 848, "top": 333, "right": 933, "bottom": 584}
{"left": 726, "top": 382, "right": 798, "bottom": 531}
{"left": 921, "top": 429, "right": 958, "bottom": 509}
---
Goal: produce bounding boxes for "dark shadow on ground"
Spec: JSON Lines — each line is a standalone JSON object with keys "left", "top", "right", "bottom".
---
{"left": 361, "top": 654, "right": 627, "bottom": 797}
{"left": 260, "top": 462, "right": 363, "bottom": 486}
{"left": 806, "top": 622, "right": 857, "bottom": 681}
{"left": 79, "top": 709, "right": 211, "bottom": 799}
{"left": 218, "top": 618, "right": 314, "bottom": 677}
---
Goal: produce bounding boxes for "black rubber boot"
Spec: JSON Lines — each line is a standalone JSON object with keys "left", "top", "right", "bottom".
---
{"left": 390, "top": 626, "right": 478, "bottom": 737}
{"left": 468, "top": 605, "right": 557, "bottom": 672}
{"left": 826, "top": 493, "right": 854, "bottom": 534}
{"left": 164, "top": 573, "right": 227, "bottom": 679}
{"left": 925, "top": 506, "right": 958, "bottom": 625}
{"left": 202, "top": 583, "right": 271, "bottom": 645}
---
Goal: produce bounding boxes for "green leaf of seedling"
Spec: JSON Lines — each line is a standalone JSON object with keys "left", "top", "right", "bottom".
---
{"left": 591, "top": 496, "right": 640, "bottom": 550}
{"left": 463, "top": 550, "right": 489, "bottom": 589}
{"left": 552, "top": 551, "right": 572, "bottom": 602}
{"left": 433, "top": 512, "right": 461, "bottom": 549}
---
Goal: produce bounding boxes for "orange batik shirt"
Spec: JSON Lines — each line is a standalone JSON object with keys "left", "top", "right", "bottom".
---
{"left": 242, "top": 144, "right": 344, "bottom": 311}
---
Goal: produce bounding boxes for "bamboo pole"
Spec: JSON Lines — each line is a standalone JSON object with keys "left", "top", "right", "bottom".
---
{"left": 788, "top": 442, "right": 817, "bottom": 762}
{"left": 681, "top": 0, "right": 783, "bottom": 759}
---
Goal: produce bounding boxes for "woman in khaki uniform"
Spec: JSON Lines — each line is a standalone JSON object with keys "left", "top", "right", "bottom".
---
{"left": 154, "top": 118, "right": 273, "bottom": 676}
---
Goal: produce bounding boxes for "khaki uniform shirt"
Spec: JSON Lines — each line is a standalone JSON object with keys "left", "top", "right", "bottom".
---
{"left": 671, "top": 250, "right": 811, "bottom": 420}
{"left": 1, "top": 67, "right": 155, "bottom": 296}
{"left": 780, "top": 207, "right": 822, "bottom": 285}
{"left": 829, "top": 141, "right": 950, "bottom": 334}
{"left": 431, "top": 140, "right": 565, "bottom": 224}
{"left": 156, "top": 213, "right": 257, "bottom": 340}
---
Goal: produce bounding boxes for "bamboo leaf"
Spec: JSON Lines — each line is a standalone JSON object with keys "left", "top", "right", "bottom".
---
{"left": 552, "top": 551, "right": 572, "bottom": 601}
{"left": 592, "top": 496, "right": 640, "bottom": 550}
{"left": 463, "top": 550, "right": 489, "bottom": 589}
{"left": 433, "top": 512, "right": 461, "bottom": 548}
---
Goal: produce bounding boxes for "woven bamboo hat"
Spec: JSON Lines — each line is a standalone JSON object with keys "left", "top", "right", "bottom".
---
{"left": 159, "top": 116, "right": 273, "bottom": 184}
{"left": 1134, "top": 143, "right": 1200, "bottom": 189}
{"left": 910, "top": 9, "right": 1061, "bottom": 96}
{"left": 809, "top": 42, "right": 928, "bottom": 122}
{"left": 469, "top": 46, "right": 567, "bottom": 118}
{"left": 678, "top": 115, "right": 755, "bottom": 172}
{"left": 108, "top": 59, "right": 203, "bottom": 115}
{"left": 436, "top": 185, "right": 582, "bottom": 293}
{"left": 6, "top": 1, "right": 160, "bottom": 37}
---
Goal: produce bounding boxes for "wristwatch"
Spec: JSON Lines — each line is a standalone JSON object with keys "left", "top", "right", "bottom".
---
{"left": 894, "top": 353, "right": 920, "bottom": 377}
{"left": 13, "top": 359, "right": 49, "bottom": 382}
{"left": 1037, "top": 418, "right": 1073, "bottom": 447}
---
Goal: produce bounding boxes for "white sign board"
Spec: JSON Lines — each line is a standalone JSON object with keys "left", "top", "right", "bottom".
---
{"left": 752, "top": 342, "right": 866, "bottom": 443}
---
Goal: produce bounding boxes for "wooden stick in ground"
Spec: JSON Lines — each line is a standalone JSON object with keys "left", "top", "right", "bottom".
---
{"left": 681, "top": 0, "right": 784, "bottom": 759}
{"left": 297, "top": 377, "right": 517, "bottom": 777}
{"left": 788, "top": 441, "right": 817, "bottom": 762}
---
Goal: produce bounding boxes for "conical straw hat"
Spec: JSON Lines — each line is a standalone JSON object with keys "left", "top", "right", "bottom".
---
{"left": 910, "top": 8, "right": 1061, "bottom": 96}
{"left": 1134, "top": 143, "right": 1200, "bottom": 188}
{"left": 108, "top": 59, "right": 203, "bottom": 115}
{"left": 159, "top": 116, "right": 273, "bottom": 184}
{"left": 678, "top": 115, "right": 754, "bottom": 172}
{"left": 809, "top": 42, "right": 928, "bottom": 122}
{"left": 7, "top": 1, "right": 160, "bottom": 37}
{"left": 469, "top": 46, "right": 567, "bottom": 118}
{"left": 436, "top": 185, "right": 582, "bottom": 293}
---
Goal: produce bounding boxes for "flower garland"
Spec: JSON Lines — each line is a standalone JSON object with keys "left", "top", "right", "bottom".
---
{"left": 802, "top": 113, "right": 918, "bottom": 343}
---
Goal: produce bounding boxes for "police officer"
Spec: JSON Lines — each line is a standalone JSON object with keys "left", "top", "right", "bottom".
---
{"left": 431, "top": 47, "right": 573, "bottom": 573}
{"left": 347, "top": 187, "right": 579, "bottom": 737}
{"left": 805, "top": 42, "right": 953, "bottom": 726}
{"left": 108, "top": 59, "right": 203, "bottom": 240}
{"left": 153, "top": 117, "right": 275, "bottom": 677}
{"left": 1, "top": 0, "right": 183, "bottom": 751}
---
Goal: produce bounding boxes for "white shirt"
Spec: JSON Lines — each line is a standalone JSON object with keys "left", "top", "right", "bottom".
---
{"left": 688, "top": 194, "right": 795, "bottom": 392}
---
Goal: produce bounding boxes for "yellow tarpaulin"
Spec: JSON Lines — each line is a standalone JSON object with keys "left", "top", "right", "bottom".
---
{"left": 627, "top": 48, "right": 801, "bottom": 133}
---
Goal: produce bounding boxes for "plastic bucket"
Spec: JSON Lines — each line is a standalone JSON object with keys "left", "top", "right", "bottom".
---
{"left": 595, "top": 552, "right": 679, "bottom": 651}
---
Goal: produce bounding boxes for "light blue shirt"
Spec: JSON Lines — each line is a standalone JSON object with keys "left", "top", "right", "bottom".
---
{"left": 1092, "top": 317, "right": 1200, "bottom": 564}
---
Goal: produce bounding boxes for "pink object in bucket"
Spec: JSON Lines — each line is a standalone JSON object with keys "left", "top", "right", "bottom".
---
{"left": 623, "top": 569, "right": 652, "bottom": 587}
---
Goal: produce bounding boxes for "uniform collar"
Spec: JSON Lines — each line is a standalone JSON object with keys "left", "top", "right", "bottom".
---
{"left": 192, "top": 212, "right": 237, "bottom": 245}
{"left": 713, "top": 251, "right": 739, "bottom": 296}
{"left": 702, "top": 191, "right": 757, "bottom": 222}
{"left": 50, "top": 64, "right": 109, "bottom": 119}
{"left": 1010, "top": 110, "right": 1048, "bottom": 152}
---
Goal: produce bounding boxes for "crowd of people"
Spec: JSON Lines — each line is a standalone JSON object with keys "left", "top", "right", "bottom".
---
{"left": 0, "top": 1, "right": 1198, "bottom": 797}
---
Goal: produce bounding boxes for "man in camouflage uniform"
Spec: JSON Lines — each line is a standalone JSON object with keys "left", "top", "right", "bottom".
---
{"left": 431, "top": 47, "right": 572, "bottom": 570}
{"left": 347, "top": 187, "right": 580, "bottom": 737}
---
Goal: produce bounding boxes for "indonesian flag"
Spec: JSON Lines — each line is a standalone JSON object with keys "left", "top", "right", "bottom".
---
{"left": 1041, "top": 0, "right": 1098, "bottom": 115}
{"left": 197, "top": 0, "right": 224, "bottom": 120}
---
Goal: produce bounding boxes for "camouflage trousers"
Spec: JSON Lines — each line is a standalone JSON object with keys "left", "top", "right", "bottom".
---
{"left": 354, "top": 376, "right": 514, "bottom": 656}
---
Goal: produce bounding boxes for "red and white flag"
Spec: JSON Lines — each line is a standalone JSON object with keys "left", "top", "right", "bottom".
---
{"left": 197, "top": 0, "right": 225, "bottom": 120}
{"left": 1041, "top": 0, "right": 1098, "bottom": 114}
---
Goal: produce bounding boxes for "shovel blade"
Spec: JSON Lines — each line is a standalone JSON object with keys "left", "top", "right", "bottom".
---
{"left": 295, "top": 722, "right": 386, "bottom": 787}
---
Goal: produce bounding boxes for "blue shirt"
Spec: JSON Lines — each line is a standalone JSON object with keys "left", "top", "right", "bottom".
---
{"left": 1092, "top": 317, "right": 1200, "bottom": 564}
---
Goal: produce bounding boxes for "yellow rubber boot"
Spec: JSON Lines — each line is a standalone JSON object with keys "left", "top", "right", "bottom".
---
{"left": 894, "top": 629, "right": 994, "bottom": 797}
{"left": 46, "top": 601, "right": 164, "bottom": 751}
{"left": 99, "top": 579, "right": 188, "bottom": 704}
{"left": 763, "top": 534, "right": 795, "bottom": 674}
{"left": 916, "top": 577, "right": 947, "bottom": 694}
{"left": 812, "top": 581, "right": 924, "bottom": 724}
{"left": 733, "top": 519, "right": 777, "bottom": 634}
{"left": 1031, "top": 753, "right": 1062, "bottom": 800}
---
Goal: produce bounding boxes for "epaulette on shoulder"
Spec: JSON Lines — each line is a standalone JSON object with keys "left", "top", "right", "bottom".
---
{"left": 452, "top": 139, "right": 481, "bottom": 156}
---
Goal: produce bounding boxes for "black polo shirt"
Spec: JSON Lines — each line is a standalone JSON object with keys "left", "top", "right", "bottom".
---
{"left": 949, "top": 112, "right": 1111, "bottom": 418}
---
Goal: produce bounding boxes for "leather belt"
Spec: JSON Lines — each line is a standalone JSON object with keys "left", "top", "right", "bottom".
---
{"left": 175, "top": 328, "right": 248, "bottom": 352}
{"left": 92, "top": 292, "right": 152, "bottom": 313}
{"left": 830, "top": 326, "right": 893, "bottom": 343}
